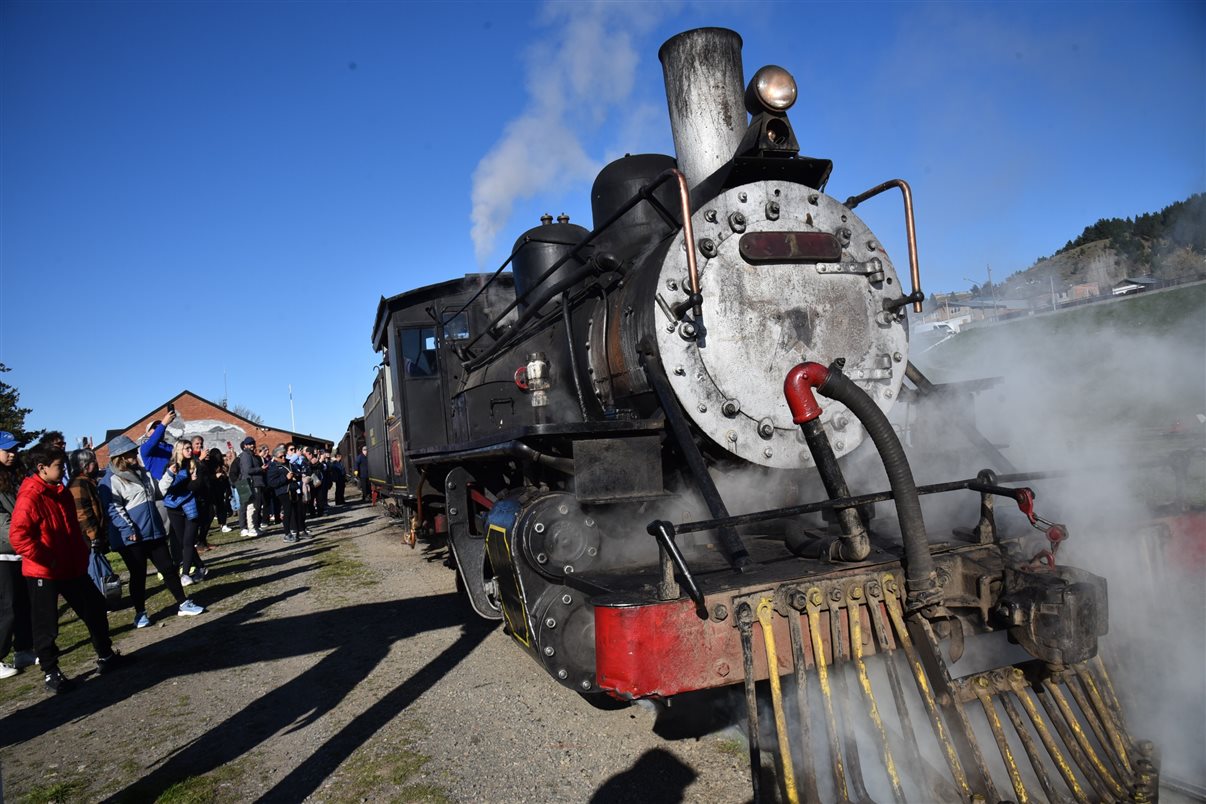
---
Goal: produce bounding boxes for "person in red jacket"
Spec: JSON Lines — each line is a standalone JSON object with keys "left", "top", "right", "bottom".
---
{"left": 9, "top": 444, "right": 128, "bottom": 693}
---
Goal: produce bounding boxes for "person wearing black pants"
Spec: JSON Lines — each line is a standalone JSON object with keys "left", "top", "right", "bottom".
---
{"left": 331, "top": 454, "right": 347, "bottom": 506}
{"left": 10, "top": 445, "right": 127, "bottom": 693}
{"left": 164, "top": 508, "right": 206, "bottom": 584}
{"left": 125, "top": 539, "right": 194, "bottom": 619}
{"left": 267, "top": 445, "right": 301, "bottom": 542}
{"left": 0, "top": 432, "right": 35, "bottom": 676}
{"left": 159, "top": 440, "right": 208, "bottom": 585}
{"left": 103, "top": 435, "right": 204, "bottom": 628}
{"left": 27, "top": 575, "right": 112, "bottom": 673}
{"left": 0, "top": 560, "right": 33, "bottom": 674}
{"left": 355, "top": 446, "right": 370, "bottom": 502}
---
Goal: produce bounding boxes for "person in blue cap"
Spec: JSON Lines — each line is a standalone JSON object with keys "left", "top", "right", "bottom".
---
{"left": 0, "top": 431, "right": 35, "bottom": 678}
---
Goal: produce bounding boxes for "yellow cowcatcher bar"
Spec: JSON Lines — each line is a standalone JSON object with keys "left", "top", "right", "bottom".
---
{"left": 804, "top": 588, "right": 849, "bottom": 800}
{"left": 881, "top": 575, "right": 971, "bottom": 798}
{"left": 845, "top": 586, "right": 905, "bottom": 803}
{"left": 757, "top": 597, "right": 800, "bottom": 804}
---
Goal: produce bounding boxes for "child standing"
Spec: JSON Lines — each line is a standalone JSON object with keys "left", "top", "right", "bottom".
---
{"left": 9, "top": 444, "right": 128, "bottom": 693}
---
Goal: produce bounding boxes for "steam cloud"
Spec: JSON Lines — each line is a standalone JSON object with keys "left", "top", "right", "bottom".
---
{"left": 913, "top": 284, "right": 1206, "bottom": 787}
{"left": 469, "top": 2, "right": 668, "bottom": 263}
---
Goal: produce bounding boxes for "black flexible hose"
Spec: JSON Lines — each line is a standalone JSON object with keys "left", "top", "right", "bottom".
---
{"left": 819, "top": 368, "right": 939, "bottom": 610}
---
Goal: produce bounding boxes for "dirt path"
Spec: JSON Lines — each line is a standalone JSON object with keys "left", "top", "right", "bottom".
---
{"left": 0, "top": 501, "right": 754, "bottom": 803}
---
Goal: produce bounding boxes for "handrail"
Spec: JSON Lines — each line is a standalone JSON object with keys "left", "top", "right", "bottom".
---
{"left": 845, "top": 179, "right": 924, "bottom": 313}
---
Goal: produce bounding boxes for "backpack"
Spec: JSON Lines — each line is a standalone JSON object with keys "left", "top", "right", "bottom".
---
{"left": 228, "top": 454, "right": 243, "bottom": 483}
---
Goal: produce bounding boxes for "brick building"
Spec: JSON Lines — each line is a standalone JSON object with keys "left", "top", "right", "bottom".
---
{"left": 94, "top": 390, "right": 332, "bottom": 467}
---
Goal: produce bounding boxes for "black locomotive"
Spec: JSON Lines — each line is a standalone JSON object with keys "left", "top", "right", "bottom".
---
{"left": 361, "top": 28, "right": 1156, "bottom": 803}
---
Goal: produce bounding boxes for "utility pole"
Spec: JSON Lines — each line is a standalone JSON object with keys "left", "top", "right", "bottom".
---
{"left": 1050, "top": 275, "right": 1057, "bottom": 312}
{"left": 987, "top": 264, "right": 998, "bottom": 321}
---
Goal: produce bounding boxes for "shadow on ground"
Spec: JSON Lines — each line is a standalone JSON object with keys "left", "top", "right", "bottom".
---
{"left": 2, "top": 539, "right": 494, "bottom": 802}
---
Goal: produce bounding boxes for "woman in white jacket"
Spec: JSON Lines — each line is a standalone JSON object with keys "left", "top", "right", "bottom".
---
{"left": 102, "top": 436, "right": 203, "bottom": 628}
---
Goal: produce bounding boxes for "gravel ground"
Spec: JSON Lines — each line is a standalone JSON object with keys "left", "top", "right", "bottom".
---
{"left": 0, "top": 500, "right": 755, "bottom": 803}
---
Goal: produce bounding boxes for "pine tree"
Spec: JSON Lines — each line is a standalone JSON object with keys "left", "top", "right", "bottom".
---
{"left": 0, "top": 364, "right": 42, "bottom": 444}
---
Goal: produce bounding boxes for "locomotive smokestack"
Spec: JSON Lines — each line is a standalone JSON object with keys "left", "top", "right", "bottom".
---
{"left": 658, "top": 28, "right": 746, "bottom": 190}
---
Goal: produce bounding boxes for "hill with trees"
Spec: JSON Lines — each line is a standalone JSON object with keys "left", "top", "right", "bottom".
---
{"left": 990, "top": 194, "right": 1205, "bottom": 303}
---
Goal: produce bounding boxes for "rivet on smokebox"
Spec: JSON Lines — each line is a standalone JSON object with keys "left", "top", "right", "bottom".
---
{"left": 544, "top": 646, "right": 555, "bottom": 656}
{"left": 546, "top": 617, "right": 557, "bottom": 628}
{"left": 534, "top": 522, "right": 546, "bottom": 533}
{"left": 763, "top": 448, "right": 773, "bottom": 458}
{"left": 557, "top": 669, "right": 568, "bottom": 680}
{"left": 557, "top": 503, "right": 569, "bottom": 515}
{"left": 448, "top": 507, "right": 459, "bottom": 517}
{"left": 697, "top": 403, "right": 708, "bottom": 413}
{"left": 580, "top": 680, "right": 592, "bottom": 691}
{"left": 704, "top": 209, "right": 717, "bottom": 223}
{"left": 562, "top": 594, "right": 572, "bottom": 605}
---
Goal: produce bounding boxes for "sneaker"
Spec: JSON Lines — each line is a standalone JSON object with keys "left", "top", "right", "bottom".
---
{"left": 180, "top": 574, "right": 194, "bottom": 587}
{"left": 44, "top": 668, "right": 73, "bottom": 694}
{"left": 240, "top": 528, "right": 250, "bottom": 537}
{"left": 134, "top": 612, "right": 151, "bottom": 629}
{"left": 177, "top": 600, "right": 204, "bottom": 616}
{"left": 283, "top": 533, "right": 298, "bottom": 544}
{"left": 96, "top": 650, "right": 131, "bottom": 675}
{"left": 247, "top": 528, "right": 259, "bottom": 537}
{"left": 0, "top": 662, "right": 17, "bottom": 679}
{"left": 220, "top": 525, "right": 232, "bottom": 533}
{"left": 303, "top": 529, "right": 313, "bottom": 538}
{"left": 193, "top": 566, "right": 209, "bottom": 581}
{"left": 13, "top": 650, "right": 37, "bottom": 669}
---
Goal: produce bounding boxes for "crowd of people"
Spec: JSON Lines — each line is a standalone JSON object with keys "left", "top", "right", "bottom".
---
{"left": 0, "top": 413, "right": 358, "bottom": 695}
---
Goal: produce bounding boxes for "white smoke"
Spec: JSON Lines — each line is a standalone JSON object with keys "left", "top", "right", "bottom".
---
{"left": 469, "top": 2, "right": 669, "bottom": 263}
{"left": 913, "top": 284, "right": 1206, "bottom": 788}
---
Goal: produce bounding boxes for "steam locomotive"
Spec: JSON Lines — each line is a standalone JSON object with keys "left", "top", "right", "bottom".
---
{"left": 361, "top": 28, "right": 1156, "bottom": 803}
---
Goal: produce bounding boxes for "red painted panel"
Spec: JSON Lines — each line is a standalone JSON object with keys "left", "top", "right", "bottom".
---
{"left": 594, "top": 597, "right": 887, "bottom": 699}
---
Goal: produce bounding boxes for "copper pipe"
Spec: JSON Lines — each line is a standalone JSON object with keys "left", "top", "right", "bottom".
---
{"left": 672, "top": 169, "right": 702, "bottom": 317}
{"left": 845, "top": 179, "right": 924, "bottom": 313}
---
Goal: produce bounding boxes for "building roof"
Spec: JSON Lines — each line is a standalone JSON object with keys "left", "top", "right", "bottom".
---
{"left": 105, "top": 390, "right": 332, "bottom": 448}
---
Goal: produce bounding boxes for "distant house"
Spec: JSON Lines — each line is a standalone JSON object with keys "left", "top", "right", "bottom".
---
{"left": 1112, "top": 276, "right": 1160, "bottom": 296}
{"left": 1070, "top": 283, "right": 1101, "bottom": 300}
{"left": 94, "top": 390, "right": 332, "bottom": 467}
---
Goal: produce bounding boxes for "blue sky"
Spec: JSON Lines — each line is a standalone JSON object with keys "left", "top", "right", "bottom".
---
{"left": 1, "top": 1, "right": 1202, "bottom": 448}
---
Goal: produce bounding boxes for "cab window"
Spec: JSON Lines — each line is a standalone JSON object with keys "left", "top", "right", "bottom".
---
{"left": 401, "top": 326, "right": 439, "bottom": 378}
